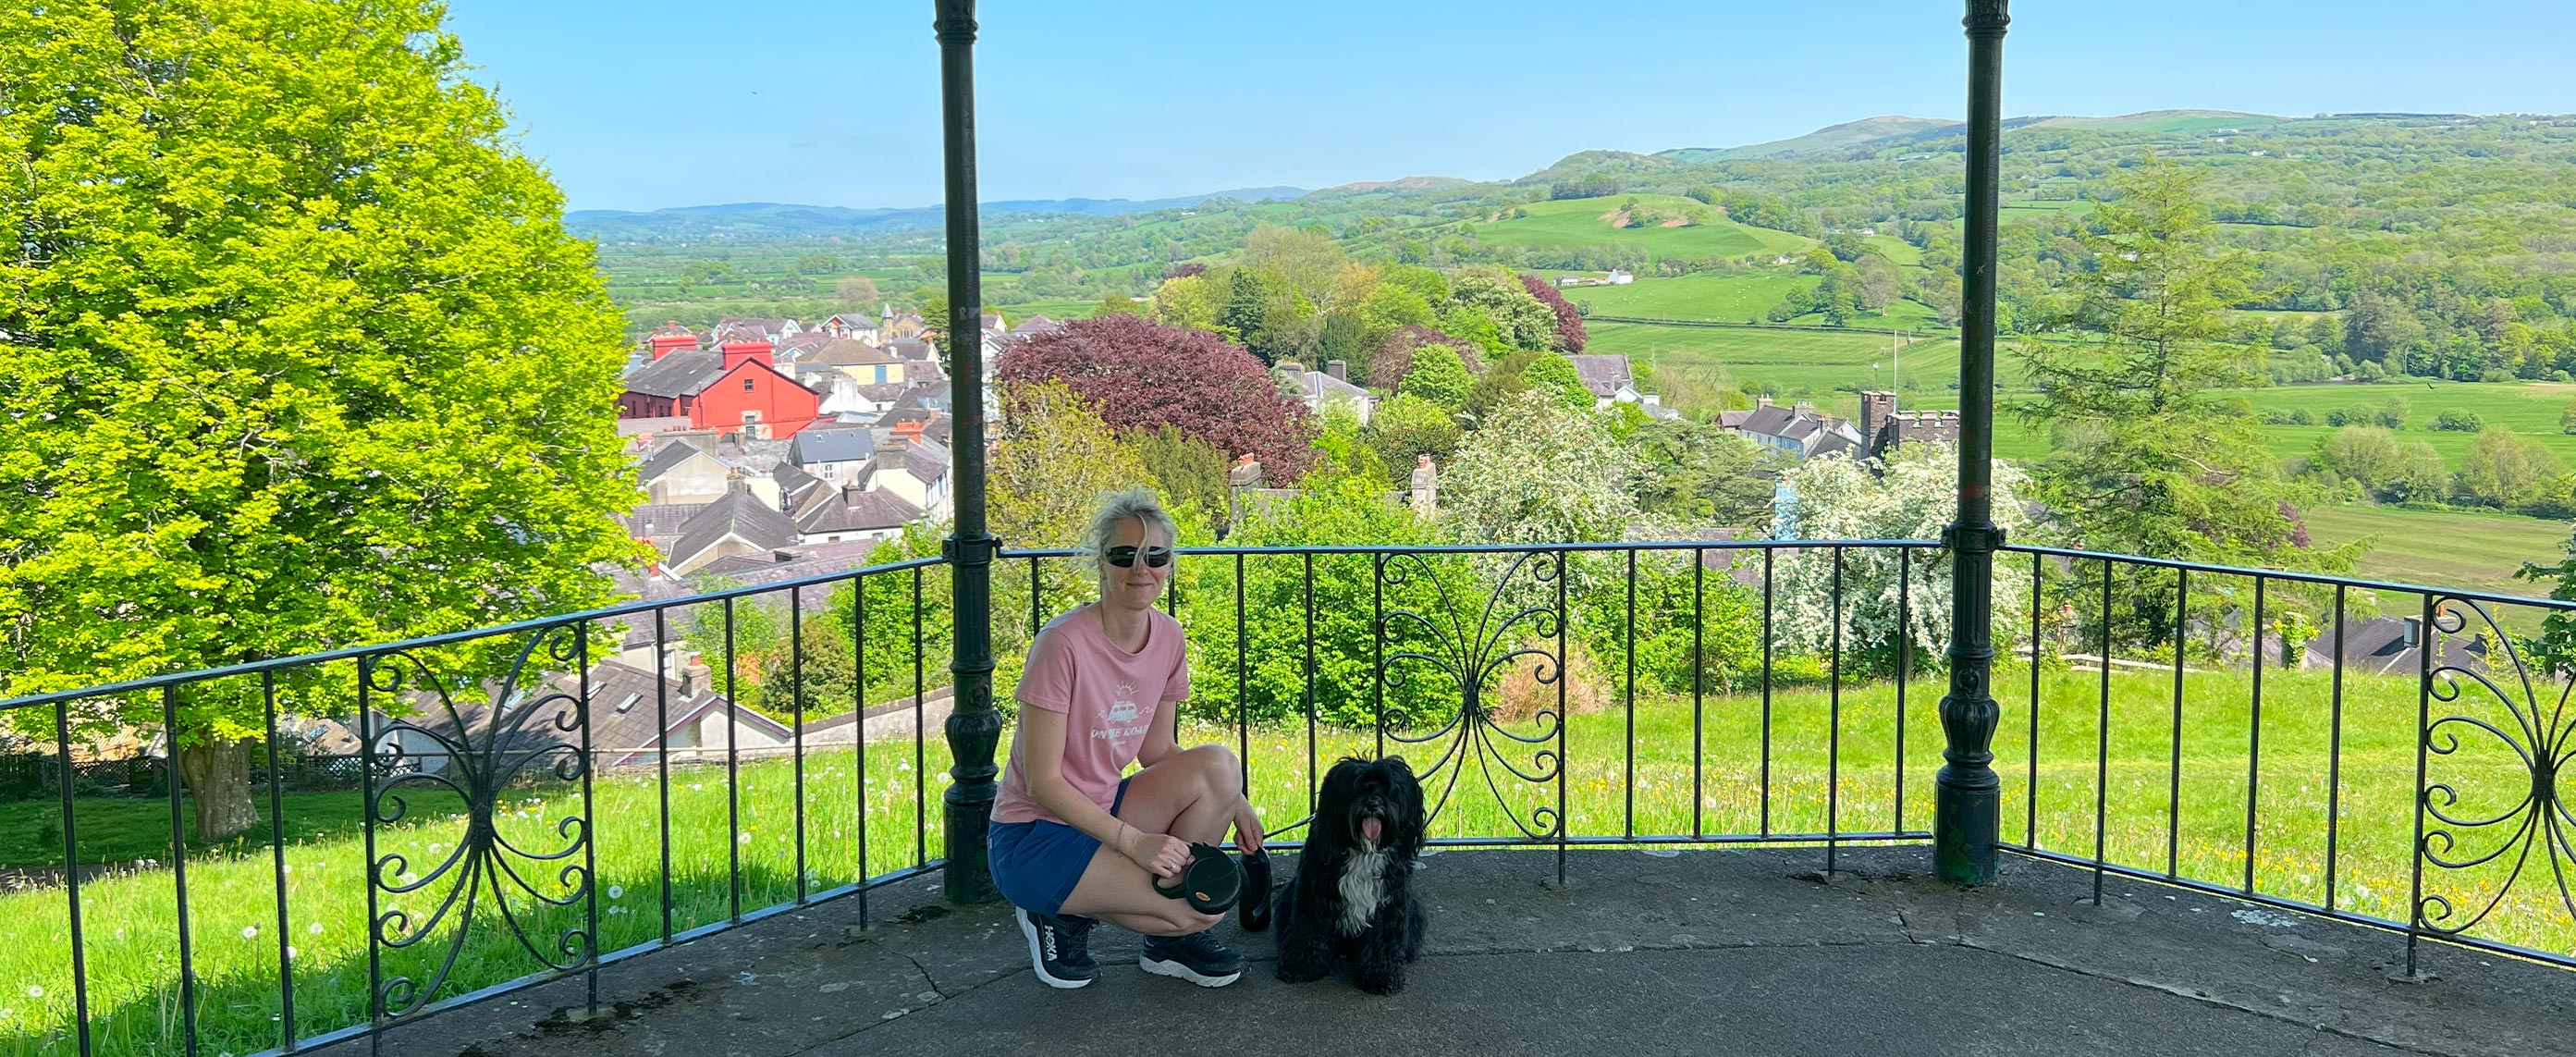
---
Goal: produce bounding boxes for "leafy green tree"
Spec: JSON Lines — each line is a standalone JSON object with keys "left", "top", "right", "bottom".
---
{"left": 1358, "top": 281, "right": 1436, "bottom": 339}
{"left": 1150, "top": 272, "right": 1222, "bottom": 332}
{"left": 1364, "top": 393, "right": 1462, "bottom": 486}
{"left": 1239, "top": 226, "right": 1347, "bottom": 304}
{"left": 796, "top": 252, "right": 840, "bottom": 275}
{"left": 2458, "top": 428, "right": 2564, "bottom": 509}
{"left": 2014, "top": 157, "right": 2336, "bottom": 570}
{"left": 1448, "top": 265, "right": 1558, "bottom": 351}
{"left": 1097, "top": 291, "right": 1143, "bottom": 316}
{"left": 0, "top": 0, "right": 645, "bottom": 839}
{"left": 1399, "top": 343, "right": 1474, "bottom": 411}
{"left": 1627, "top": 419, "right": 1775, "bottom": 527}
{"left": 991, "top": 382, "right": 1157, "bottom": 547}
{"left": 1518, "top": 352, "right": 1596, "bottom": 412}
{"left": 1122, "top": 425, "right": 1230, "bottom": 538}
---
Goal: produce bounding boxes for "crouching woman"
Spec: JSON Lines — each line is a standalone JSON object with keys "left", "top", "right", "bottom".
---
{"left": 986, "top": 486, "right": 1264, "bottom": 989}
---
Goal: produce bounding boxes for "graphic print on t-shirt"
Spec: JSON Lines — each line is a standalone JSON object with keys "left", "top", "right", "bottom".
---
{"left": 1093, "top": 682, "right": 1149, "bottom": 743}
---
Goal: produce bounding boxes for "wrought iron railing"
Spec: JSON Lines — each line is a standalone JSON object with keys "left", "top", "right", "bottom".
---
{"left": 5, "top": 539, "right": 2575, "bottom": 1056}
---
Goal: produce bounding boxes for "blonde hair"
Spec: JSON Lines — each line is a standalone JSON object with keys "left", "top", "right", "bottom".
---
{"left": 1078, "top": 486, "right": 1178, "bottom": 559}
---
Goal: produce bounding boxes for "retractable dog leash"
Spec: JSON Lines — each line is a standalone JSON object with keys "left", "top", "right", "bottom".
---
{"left": 1149, "top": 842, "right": 1279, "bottom": 931}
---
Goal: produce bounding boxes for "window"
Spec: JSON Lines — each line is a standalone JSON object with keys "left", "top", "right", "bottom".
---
{"left": 613, "top": 692, "right": 642, "bottom": 714}
{"left": 819, "top": 462, "right": 836, "bottom": 478}
{"left": 742, "top": 377, "right": 756, "bottom": 393}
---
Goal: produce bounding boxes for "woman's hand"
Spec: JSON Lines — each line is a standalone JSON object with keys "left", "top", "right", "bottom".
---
{"left": 1233, "top": 805, "right": 1265, "bottom": 854}
{"left": 1122, "top": 826, "right": 1190, "bottom": 879}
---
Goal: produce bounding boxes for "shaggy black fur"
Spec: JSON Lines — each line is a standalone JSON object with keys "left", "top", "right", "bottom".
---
{"left": 1273, "top": 756, "right": 1429, "bottom": 994}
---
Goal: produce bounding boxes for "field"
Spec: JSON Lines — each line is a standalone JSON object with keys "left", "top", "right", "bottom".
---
{"left": 1590, "top": 321, "right": 1964, "bottom": 399}
{"left": 1471, "top": 194, "right": 1815, "bottom": 259}
{"left": 4, "top": 661, "right": 2560, "bottom": 1055}
{"left": 2298, "top": 504, "right": 2565, "bottom": 600}
{"left": 1562, "top": 272, "right": 1820, "bottom": 322}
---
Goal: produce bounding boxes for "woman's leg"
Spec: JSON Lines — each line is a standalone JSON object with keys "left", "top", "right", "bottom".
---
{"left": 1058, "top": 744, "right": 1245, "bottom": 935}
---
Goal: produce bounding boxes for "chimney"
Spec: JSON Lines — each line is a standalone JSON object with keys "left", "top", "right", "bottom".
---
{"left": 720, "top": 339, "right": 775, "bottom": 370}
{"left": 1409, "top": 455, "right": 1438, "bottom": 519}
{"left": 1325, "top": 359, "right": 1348, "bottom": 382}
{"left": 1755, "top": 393, "right": 1773, "bottom": 409}
{"left": 1793, "top": 400, "right": 1816, "bottom": 418}
{"left": 647, "top": 322, "right": 699, "bottom": 360}
{"left": 1226, "top": 454, "right": 1264, "bottom": 489}
{"left": 679, "top": 655, "right": 711, "bottom": 698}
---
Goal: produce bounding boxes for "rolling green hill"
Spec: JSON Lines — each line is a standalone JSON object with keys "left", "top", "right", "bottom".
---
{"left": 1468, "top": 194, "right": 1813, "bottom": 259}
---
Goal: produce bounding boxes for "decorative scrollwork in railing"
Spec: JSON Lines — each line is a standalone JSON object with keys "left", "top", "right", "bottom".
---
{"left": 1375, "top": 549, "right": 1564, "bottom": 841}
{"left": 362, "top": 623, "right": 594, "bottom": 1019}
{"left": 2415, "top": 596, "right": 2576, "bottom": 943}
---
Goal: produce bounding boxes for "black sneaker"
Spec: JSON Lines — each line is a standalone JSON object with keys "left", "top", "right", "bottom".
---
{"left": 1141, "top": 929, "right": 1245, "bottom": 988}
{"left": 1018, "top": 909, "right": 1098, "bottom": 989}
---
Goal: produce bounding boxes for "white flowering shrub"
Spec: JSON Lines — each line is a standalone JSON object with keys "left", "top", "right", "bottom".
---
{"left": 1773, "top": 443, "right": 2037, "bottom": 672}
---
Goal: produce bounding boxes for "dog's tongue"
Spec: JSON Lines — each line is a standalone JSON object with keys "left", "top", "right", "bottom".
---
{"left": 1361, "top": 817, "right": 1383, "bottom": 844}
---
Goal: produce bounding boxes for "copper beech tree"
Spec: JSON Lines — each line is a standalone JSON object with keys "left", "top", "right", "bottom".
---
{"left": 995, "top": 314, "right": 1318, "bottom": 481}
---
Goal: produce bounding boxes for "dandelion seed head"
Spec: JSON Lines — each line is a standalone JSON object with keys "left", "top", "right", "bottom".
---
{"left": 241, "top": 926, "right": 259, "bottom": 940}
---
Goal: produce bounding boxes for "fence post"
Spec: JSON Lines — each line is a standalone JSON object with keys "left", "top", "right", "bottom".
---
{"left": 1934, "top": 0, "right": 2010, "bottom": 886}
{"left": 935, "top": 0, "right": 1003, "bottom": 905}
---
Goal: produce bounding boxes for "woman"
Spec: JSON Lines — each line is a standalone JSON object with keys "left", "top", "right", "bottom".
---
{"left": 987, "top": 487, "right": 1264, "bottom": 989}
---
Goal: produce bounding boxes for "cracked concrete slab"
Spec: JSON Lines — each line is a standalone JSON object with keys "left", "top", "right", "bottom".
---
{"left": 315, "top": 848, "right": 2576, "bottom": 1057}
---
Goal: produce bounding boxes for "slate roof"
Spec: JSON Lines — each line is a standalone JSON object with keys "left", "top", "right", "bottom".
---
{"left": 639, "top": 439, "right": 720, "bottom": 482}
{"left": 810, "top": 338, "right": 896, "bottom": 366}
{"left": 791, "top": 486, "right": 923, "bottom": 536}
{"left": 1568, "top": 354, "right": 1635, "bottom": 399}
{"left": 623, "top": 350, "right": 728, "bottom": 398}
{"left": 790, "top": 426, "right": 878, "bottom": 466}
{"left": 664, "top": 488, "right": 799, "bottom": 572}
{"left": 2307, "top": 616, "right": 2488, "bottom": 676}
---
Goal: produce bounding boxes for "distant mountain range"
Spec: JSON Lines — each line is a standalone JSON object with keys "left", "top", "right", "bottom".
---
{"left": 566, "top": 187, "right": 1309, "bottom": 240}
{"left": 1659, "top": 109, "right": 2288, "bottom": 162}
{"left": 570, "top": 109, "right": 2505, "bottom": 240}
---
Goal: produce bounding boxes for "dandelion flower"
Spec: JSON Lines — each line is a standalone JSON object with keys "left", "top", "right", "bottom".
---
{"left": 24, "top": 986, "right": 40, "bottom": 999}
{"left": 738, "top": 832, "right": 752, "bottom": 845}
{"left": 607, "top": 885, "right": 625, "bottom": 900}
{"left": 308, "top": 922, "right": 324, "bottom": 935}
{"left": 241, "top": 926, "right": 259, "bottom": 940}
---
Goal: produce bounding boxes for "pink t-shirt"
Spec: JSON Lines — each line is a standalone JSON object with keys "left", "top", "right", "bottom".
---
{"left": 992, "top": 604, "right": 1191, "bottom": 826}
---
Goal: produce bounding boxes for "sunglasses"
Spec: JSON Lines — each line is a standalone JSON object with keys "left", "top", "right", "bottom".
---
{"left": 1104, "top": 546, "right": 1173, "bottom": 569}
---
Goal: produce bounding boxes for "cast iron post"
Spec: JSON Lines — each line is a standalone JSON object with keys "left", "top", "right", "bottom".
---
{"left": 1935, "top": 0, "right": 2008, "bottom": 885}
{"left": 936, "top": 0, "right": 1001, "bottom": 904}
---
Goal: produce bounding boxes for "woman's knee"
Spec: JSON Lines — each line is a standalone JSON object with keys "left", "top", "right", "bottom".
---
{"left": 1178, "top": 744, "right": 1242, "bottom": 795}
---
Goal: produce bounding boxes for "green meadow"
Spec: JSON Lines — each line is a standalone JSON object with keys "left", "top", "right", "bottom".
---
{"left": 1471, "top": 194, "right": 1814, "bottom": 259}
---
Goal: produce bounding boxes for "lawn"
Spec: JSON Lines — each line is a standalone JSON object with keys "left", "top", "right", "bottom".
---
{"left": 4, "top": 660, "right": 2558, "bottom": 1055}
{"left": 1472, "top": 194, "right": 1814, "bottom": 260}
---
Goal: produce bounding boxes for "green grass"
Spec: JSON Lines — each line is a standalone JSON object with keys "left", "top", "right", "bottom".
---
{"left": 1591, "top": 322, "right": 1964, "bottom": 399}
{"left": 990, "top": 301, "right": 1098, "bottom": 324}
{"left": 5, "top": 658, "right": 2558, "bottom": 1055}
{"left": 2214, "top": 381, "right": 2576, "bottom": 471}
{"left": 1563, "top": 273, "right": 1821, "bottom": 322}
{"left": 1473, "top": 195, "right": 1814, "bottom": 259}
{"left": 2299, "top": 504, "right": 2566, "bottom": 599}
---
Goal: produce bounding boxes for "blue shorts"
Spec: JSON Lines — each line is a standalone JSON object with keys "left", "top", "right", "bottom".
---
{"left": 987, "top": 777, "right": 1132, "bottom": 918}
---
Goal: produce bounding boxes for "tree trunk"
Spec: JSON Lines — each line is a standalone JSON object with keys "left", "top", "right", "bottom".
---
{"left": 176, "top": 737, "right": 261, "bottom": 842}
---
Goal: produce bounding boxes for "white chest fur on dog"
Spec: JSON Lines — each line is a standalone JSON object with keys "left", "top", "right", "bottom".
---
{"left": 1336, "top": 849, "right": 1390, "bottom": 936}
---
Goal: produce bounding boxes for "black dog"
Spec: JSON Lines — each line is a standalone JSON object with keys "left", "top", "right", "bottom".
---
{"left": 1274, "top": 755, "right": 1429, "bottom": 994}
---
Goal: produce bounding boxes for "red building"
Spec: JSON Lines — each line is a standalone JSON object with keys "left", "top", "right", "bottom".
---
{"left": 619, "top": 339, "right": 822, "bottom": 439}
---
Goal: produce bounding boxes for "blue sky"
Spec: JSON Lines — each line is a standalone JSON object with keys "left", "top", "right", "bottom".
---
{"left": 442, "top": 1, "right": 2576, "bottom": 213}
